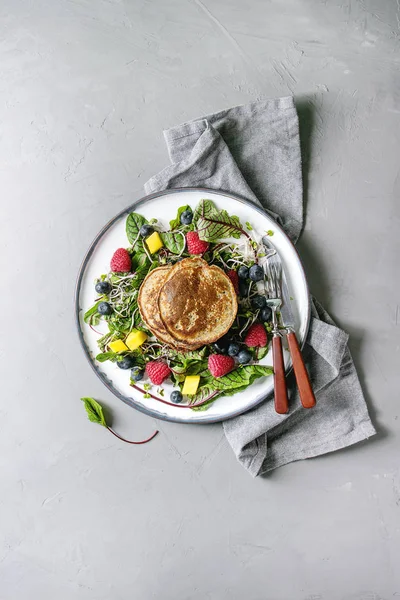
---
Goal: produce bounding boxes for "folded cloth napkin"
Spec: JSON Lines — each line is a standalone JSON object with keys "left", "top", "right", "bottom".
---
{"left": 144, "top": 97, "right": 376, "bottom": 477}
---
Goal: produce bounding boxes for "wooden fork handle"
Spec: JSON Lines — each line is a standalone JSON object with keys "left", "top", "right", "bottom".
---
{"left": 272, "top": 335, "right": 289, "bottom": 414}
{"left": 286, "top": 331, "right": 316, "bottom": 409}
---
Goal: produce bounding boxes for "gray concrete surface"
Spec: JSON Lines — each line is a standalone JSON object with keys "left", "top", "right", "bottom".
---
{"left": 1, "top": 1, "right": 399, "bottom": 598}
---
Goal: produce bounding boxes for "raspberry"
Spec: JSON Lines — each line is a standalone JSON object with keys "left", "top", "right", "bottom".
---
{"left": 186, "top": 231, "right": 209, "bottom": 255}
{"left": 145, "top": 361, "right": 171, "bottom": 385}
{"left": 244, "top": 323, "right": 268, "bottom": 348}
{"left": 208, "top": 354, "right": 235, "bottom": 378}
{"left": 227, "top": 269, "right": 239, "bottom": 294}
{"left": 110, "top": 248, "right": 131, "bottom": 272}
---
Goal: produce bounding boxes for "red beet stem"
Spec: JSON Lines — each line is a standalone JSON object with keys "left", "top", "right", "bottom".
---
{"left": 106, "top": 426, "right": 158, "bottom": 445}
{"left": 130, "top": 383, "right": 218, "bottom": 408}
{"left": 89, "top": 324, "right": 103, "bottom": 335}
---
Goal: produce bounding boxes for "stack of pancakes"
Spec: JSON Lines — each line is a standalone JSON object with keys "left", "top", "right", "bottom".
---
{"left": 138, "top": 257, "right": 238, "bottom": 351}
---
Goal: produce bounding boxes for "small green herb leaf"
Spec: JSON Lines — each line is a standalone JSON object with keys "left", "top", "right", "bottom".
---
{"left": 245, "top": 221, "right": 253, "bottom": 231}
{"left": 266, "top": 229, "right": 274, "bottom": 236}
{"left": 95, "top": 351, "right": 119, "bottom": 363}
{"left": 126, "top": 212, "right": 148, "bottom": 245}
{"left": 81, "top": 397, "right": 107, "bottom": 427}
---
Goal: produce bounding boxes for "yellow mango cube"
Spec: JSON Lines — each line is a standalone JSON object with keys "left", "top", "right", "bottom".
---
{"left": 126, "top": 329, "right": 147, "bottom": 351}
{"left": 182, "top": 375, "right": 200, "bottom": 396}
{"left": 146, "top": 231, "right": 164, "bottom": 254}
{"left": 109, "top": 339, "right": 129, "bottom": 353}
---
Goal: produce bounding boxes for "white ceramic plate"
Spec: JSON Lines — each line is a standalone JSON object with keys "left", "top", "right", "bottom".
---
{"left": 75, "top": 188, "right": 310, "bottom": 423}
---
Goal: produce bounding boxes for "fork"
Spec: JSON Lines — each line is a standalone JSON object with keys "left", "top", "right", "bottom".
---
{"left": 264, "top": 260, "right": 289, "bottom": 415}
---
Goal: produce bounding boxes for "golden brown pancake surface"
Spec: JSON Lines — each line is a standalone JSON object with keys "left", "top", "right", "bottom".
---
{"left": 158, "top": 258, "right": 237, "bottom": 349}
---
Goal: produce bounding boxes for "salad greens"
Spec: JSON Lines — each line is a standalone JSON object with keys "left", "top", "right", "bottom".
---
{"left": 84, "top": 198, "right": 273, "bottom": 411}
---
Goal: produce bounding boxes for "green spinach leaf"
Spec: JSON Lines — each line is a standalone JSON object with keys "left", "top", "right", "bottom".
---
{"left": 126, "top": 212, "right": 148, "bottom": 245}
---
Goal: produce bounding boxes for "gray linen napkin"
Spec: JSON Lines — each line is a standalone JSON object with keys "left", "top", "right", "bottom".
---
{"left": 144, "top": 97, "right": 376, "bottom": 477}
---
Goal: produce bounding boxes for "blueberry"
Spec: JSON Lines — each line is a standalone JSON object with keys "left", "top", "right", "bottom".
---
{"left": 249, "top": 264, "right": 264, "bottom": 282}
{"left": 237, "top": 265, "right": 249, "bottom": 279}
{"left": 95, "top": 281, "right": 111, "bottom": 295}
{"left": 130, "top": 366, "right": 144, "bottom": 381}
{"left": 228, "top": 342, "right": 240, "bottom": 356}
{"left": 171, "top": 390, "right": 183, "bottom": 403}
{"left": 239, "top": 280, "right": 249, "bottom": 297}
{"left": 260, "top": 306, "right": 272, "bottom": 322}
{"left": 139, "top": 224, "right": 154, "bottom": 237}
{"left": 213, "top": 334, "right": 230, "bottom": 354}
{"left": 180, "top": 209, "right": 193, "bottom": 225}
{"left": 117, "top": 356, "right": 135, "bottom": 370}
{"left": 237, "top": 349, "right": 252, "bottom": 364}
{"left": 251, "top": 295, "right": 267, "bottom": 310}
{"left": 97, "top": 301, "right": 112, "bottom": 315}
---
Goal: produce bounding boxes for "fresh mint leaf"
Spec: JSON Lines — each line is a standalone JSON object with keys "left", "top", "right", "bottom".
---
{"left": 169, "top": 205, "right": 191, "bottom": 229}
{"left": 126, "top": 212, "right": 148, "bottom": 245}
{"left": 194, "top": 199, "right": 244, "bottom": 242}
{"left": 81, "top": 397, "right": 107, "bottom": 427}
{"left": 95, "top": 351, "right": 118, "bottom": 363}
{"left": 160, "top": 231, "right": 186, "bottom": 254}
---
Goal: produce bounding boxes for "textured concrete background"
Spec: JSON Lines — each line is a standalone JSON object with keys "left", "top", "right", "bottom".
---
{"left": 1, "top": 1, "right": 399, "bottom": 598}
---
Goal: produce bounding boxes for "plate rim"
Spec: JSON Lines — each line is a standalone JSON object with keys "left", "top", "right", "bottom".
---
{"left": 75, "top": 187, "right": 311, "bottom": 424}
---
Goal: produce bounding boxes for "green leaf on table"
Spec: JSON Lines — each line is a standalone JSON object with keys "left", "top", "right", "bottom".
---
{"left": 126, "top": 212, "right": 148, "bottom": 245}
{"left": 169, "top": 205, "right": 191, "bottom": 229}
{"left": 160, "top": 231, "right": 186, "bottom": 254}
{"left": 81, "top": 397, "right": 107, "bottom": 427}
{"left": 194, "top": 199, "right": 244, "bottom": 242}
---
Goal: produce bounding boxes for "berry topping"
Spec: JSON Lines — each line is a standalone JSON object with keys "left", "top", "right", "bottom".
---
{"left": 117, "top": 356, "right": 135, "bottom": 370}
{"left": 227, "top": 269, "right": 239, "bottom": 295}
{"left": 130, "top": 366, "right": 144, "bottom": 381}
{"left": 249, "top": 264, "right": 264, "bottom": 282}
{"left": 180, "top": 209, "right": 193, "bottom": 225}
{"left": 97, "top": 301, "right": 112, "bottom": 315}
{"left": 237, "top": 349, "right": 252, "bottom": 364}
{"left": 237, "top": 265, "right": 249, "bottom": 279}
{"left": 95, "top": 281, "right": 111, "bottom": 295}
{"left": 186, "top": 231, "right": 210, "bottom": 255}
{"left": 251, "top": 295, "right": 267, "bottom": 310}
{"left": 244, "top": 323, "right": 268, "bottom": 348}
{"left": 208, "top": 354, "right": 235, "bottom": 378}
{"left": 171, "top": 390, "right": 183, "bottom": 403}
{"left": 259, "top": 306, "right": 272, "bottom": 322}
{"left": 227, "top": 342, "right": 240, "bottom": 356}
{"left": 145, "top": 361, "right": 171, "bottom": 385}
{"left": 140, "top": 224, "right": 154, "bottom": 237}
{"left": 110, "top": 248, "right": 131, "bottom": 273}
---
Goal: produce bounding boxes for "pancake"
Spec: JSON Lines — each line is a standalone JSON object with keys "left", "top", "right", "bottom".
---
{"left": 158, "top": 257, "right": 237, "bottom": 349}
{"left": 138, "top": 265, "right": 197, "bottom": 350}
